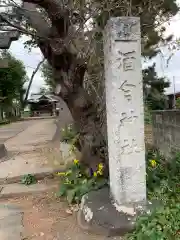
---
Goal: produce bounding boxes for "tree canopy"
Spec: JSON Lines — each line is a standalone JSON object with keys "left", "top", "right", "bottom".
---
{"left": 0, "top": 51, "right": 27, "bottom": 108}
{"left": 143, "top": 63, "right": 170, "bottom": 110}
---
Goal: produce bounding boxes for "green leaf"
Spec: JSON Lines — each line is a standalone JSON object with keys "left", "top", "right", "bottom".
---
{"left": 79, "top": 183, "right": 89, "bottom": 196}
{"left": 21, "top": 174, "right": 37, "bottom": 185}
{"left": 58, "top": 184, "right": 67, "bottom": 197}
{"left": 67, "top": 189, "right": 76, "bottom": 204}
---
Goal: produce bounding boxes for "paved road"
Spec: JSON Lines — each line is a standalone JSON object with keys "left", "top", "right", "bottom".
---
{"left": 0, "top": 120, "right": 38, "bottom": 143}
{"left": 0, "top": 119, "right": 58, "bottom": 239}
{"left": 5, "top": 119, "right": 57, "bottom": 153}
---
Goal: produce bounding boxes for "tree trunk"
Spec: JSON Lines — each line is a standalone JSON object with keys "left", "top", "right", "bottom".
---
{"left": 59, "top": 82, "right": 108, "bottom": 174}
{"left": 22, "top": 0, "right": 108, "bottom": 174}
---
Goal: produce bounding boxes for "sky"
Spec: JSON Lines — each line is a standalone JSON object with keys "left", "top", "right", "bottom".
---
{"left": 8, "top": 0, "right": 180, "bottom": 97}
{"left": 9, "top": 37, "right": 44, "bottom": 96}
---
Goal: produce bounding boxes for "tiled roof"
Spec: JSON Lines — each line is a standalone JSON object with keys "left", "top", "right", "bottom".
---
{"left": 28, "top": 94, "right": 58, "bottom": 102}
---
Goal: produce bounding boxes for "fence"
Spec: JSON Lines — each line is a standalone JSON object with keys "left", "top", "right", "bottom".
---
{"left": 152, "top": 110, "right": 180, "bottom": 159}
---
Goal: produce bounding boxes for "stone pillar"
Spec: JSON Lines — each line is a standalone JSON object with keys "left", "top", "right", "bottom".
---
{"left": 77, "top": 17, "right": 153, "bottom": 237}
{"left": 104, "top": 17, "right": 146, "bottom": 205}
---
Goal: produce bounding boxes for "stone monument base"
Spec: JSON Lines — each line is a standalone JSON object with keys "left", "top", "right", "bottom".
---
{"left": 0, "top": 143, "right": 7, "bottom": 159}
{"left": 77, "top": 187, "right": 156, "bottom": 237}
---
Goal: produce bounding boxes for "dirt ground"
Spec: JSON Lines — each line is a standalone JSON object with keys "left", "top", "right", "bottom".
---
{"left": 2, "top": 190, "right": 121, "bottom": 240}
{"left": 0, "top": 120, "right": 152, "bottom": 240}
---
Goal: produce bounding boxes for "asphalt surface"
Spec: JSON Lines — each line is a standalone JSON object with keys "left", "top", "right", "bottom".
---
{"left": 0, "top": 120, "right": 40, "bottom": 143}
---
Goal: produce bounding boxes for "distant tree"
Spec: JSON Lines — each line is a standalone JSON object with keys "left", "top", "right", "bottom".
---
{"left": 176, "top": 97, "right": 180, "bottom": 109}
{"left": 143, "top": 64, "right": 169, "bottom": 110}
{"left": 0, "top": 51, "right": 28, "bottom": 116}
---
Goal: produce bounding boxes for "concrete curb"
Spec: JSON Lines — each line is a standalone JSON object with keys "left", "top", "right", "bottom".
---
{"left": 18, "top": 116, "right": 56, "bottom": 121}
{"left": 0, "top": 144, "right": 7, "bottom": 159}
{"left": 0, "top": 167, "right": 66, "bottom": 185}
{"left": 0, "top": 183, "right": 58, "bottom": 199}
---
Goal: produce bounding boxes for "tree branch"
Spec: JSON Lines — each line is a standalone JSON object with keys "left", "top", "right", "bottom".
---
{"left": 0, "top": 13, "right": 37, "bottom": 37}
{"left": 22, "top": 2, "right": 51, "bottom": 38}
{"left": 23, "top": 0, "right": 70, "bottom": 37}
{"left": 24, "top": 58, "right": 45, "bottom": 104}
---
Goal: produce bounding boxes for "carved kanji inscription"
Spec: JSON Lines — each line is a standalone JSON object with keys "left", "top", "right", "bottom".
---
{"left": 119, "top": 110, "right": 138, "bottom": 126}
{"left": 117, "top": 50, "right": 136, "bottom": 71}
{"left": 118, "top": 80, "right": 136, "bottom": 101}
{"left": 120, "top": 138, "right": 142, "bottom": 155}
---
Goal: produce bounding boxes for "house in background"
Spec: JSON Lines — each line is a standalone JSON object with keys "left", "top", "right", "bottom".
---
{"left": 166, "top": 92, "right": 180, "bottom": 109}
{"left": 27, "top": 94, "right": 73, "bottom": 127}
{"left": 27, "top": 93, "right": 59, "bottom": 116}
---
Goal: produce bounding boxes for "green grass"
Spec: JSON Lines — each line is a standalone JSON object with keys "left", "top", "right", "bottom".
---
{"left": 0, "top": 119, "right": 10, "bottom": 127}
{"left": 126, "top": 150, "right": 180, "bottom": 240}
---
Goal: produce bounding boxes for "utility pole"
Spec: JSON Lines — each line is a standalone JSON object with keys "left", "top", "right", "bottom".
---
{"left": 173, "top": 76, "right": 176, "bottom": 109}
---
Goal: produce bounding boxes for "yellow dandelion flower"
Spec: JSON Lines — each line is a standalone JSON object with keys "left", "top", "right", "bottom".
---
{"left": 57, "top": 172, "right": 66, "bottom": 176}
{"left": 73, "top": 159, "right": 79, "bottom": 165}
{"left": 150, "top": 160, "right": 157, "bottom": 168}
{"left": 97, "top": 170, "right": 103, "bottom": 176}
{"left": 98, "top": 163, "right": 104, "bottom": 171}
{"left": 93, "top": 172, "right": 97, "bottom": 177}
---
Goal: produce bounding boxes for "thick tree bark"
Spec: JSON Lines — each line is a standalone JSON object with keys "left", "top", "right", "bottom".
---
{"left": 22, "top": 0, "right": 108, "bottom": 173}
{"left": 53, "top": 65, "right": 108, "bottom": 172}
{"left": 59, "top": 80, "right": 108, "bottom": 173}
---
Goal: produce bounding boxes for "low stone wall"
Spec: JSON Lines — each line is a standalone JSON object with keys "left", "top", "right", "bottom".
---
{"left": 152, "top": 110, "right": 180, "bottom": 159}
